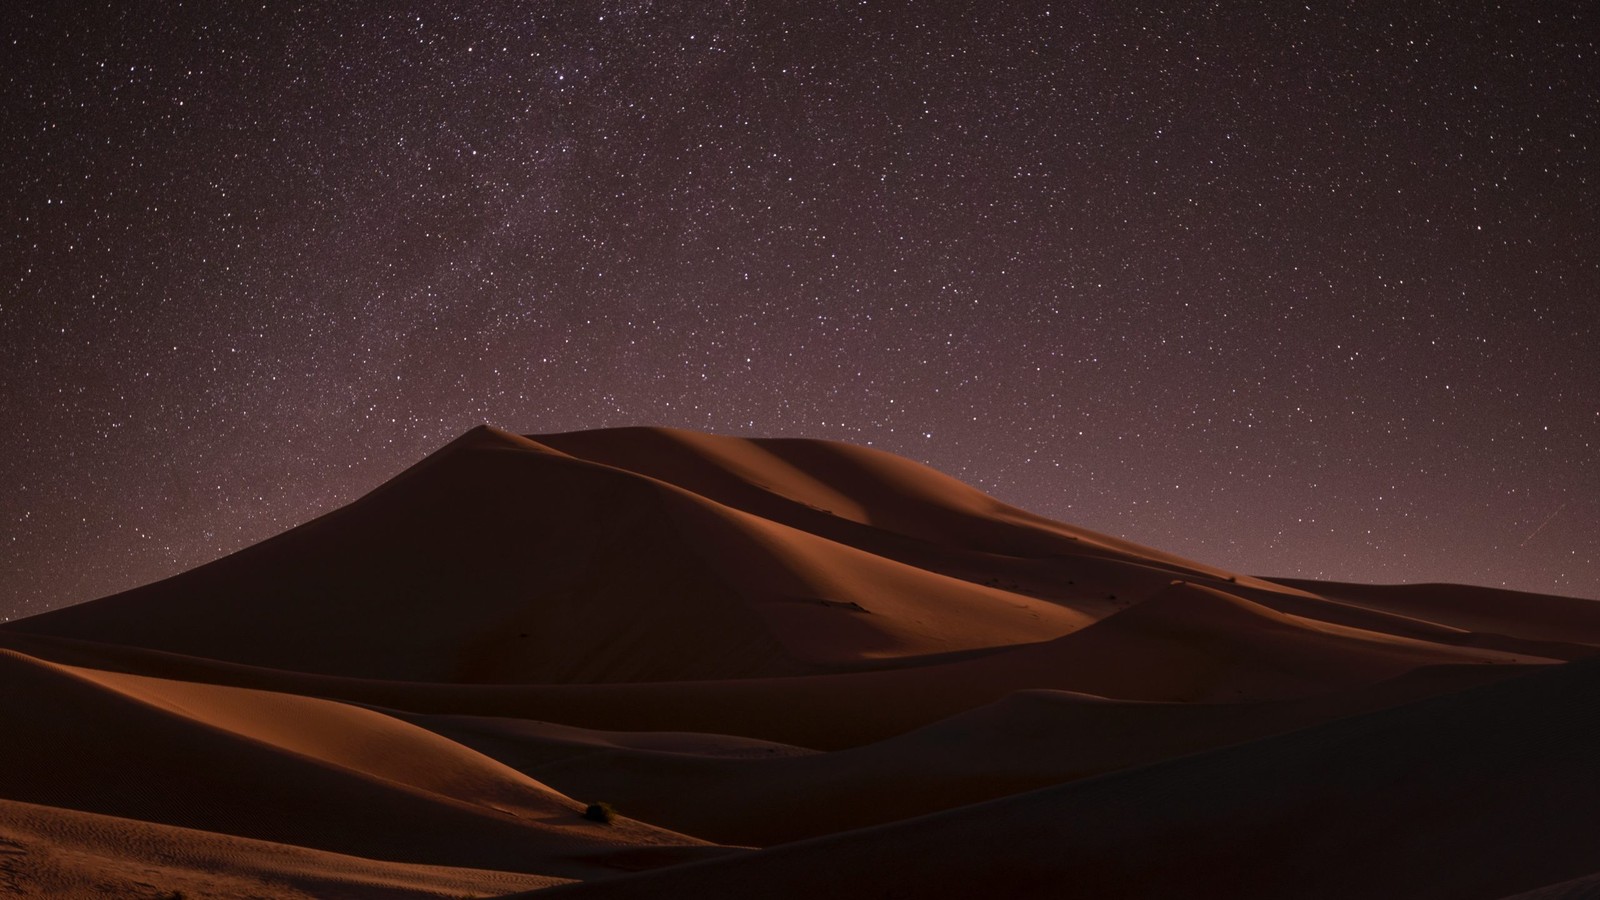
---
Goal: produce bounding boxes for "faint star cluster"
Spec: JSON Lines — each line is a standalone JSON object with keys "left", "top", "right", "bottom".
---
{"left": 2, "top": 1, "right": 1596, "bottom": 617}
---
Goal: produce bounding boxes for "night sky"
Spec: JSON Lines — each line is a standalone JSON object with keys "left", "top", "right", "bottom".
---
{"left": 3, "top": 2, "right": 1596, "bottom": 619}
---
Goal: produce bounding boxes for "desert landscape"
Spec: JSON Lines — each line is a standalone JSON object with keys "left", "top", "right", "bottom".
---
{"left": 8, "top": 1, "right": 1593, "bottom": 896}
{"left": 2, "top": 425, "right": 1597, "bottom": 898}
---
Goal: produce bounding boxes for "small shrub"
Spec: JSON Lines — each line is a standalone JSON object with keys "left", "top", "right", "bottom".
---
{"left": 583, "top": 802, "right": 617, "bottom": 824}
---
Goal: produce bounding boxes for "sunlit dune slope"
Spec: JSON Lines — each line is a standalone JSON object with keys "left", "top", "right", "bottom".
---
{"left": 536, "top": 425, "right": 1233, "bottom": 575}
{"left": 0, "top": 649, "right": 723, "bottom": 879}
{"left": 0, "top": 797, "right": 565, "bottom": 899}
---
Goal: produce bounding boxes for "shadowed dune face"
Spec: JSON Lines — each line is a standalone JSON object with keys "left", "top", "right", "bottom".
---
{"left": 526, "top": 656, "right": 1600, "bottom": 900}
{"left": 6, "top": 428, "right": 806, "bottom": 683}
{"left": 2, "top": 425, "right": 1598, "bottom": 895}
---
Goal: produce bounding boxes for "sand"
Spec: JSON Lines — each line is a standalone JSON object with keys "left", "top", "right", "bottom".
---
{"left": 3, "top": 424, "right": 1595, "bottom": 897}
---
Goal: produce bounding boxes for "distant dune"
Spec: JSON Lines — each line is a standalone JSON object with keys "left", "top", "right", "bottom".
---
{"left": 3, "top": 425, "right": 1597, "bottom": 897}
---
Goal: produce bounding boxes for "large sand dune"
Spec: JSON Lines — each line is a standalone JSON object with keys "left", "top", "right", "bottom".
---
{"left": 3, "top": 425, "right": 1595, "bottom": 896}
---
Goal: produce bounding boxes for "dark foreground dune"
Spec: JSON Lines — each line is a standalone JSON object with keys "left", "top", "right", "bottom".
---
{"left": 528, "top": 653, "right": 1600, "bottom": 900}
{"left": 3, "top": 425, "right": 1596, "bottom": 897}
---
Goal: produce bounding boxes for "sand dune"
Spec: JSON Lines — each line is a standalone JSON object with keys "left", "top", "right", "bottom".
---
{"left": 1, "top": 425, "right": 1595, "bottom": 896}
{"left": 0, "top": 797, "right": 564, "bottom": 899}
{"left": 0, "top": 580, "right": 1544, "bottom": 755}
{"left": 395, "top": 663, "right": 1533, "bottom": 846}
{"left": 1499, "top": 871, "right": 1600, "bottom": 900}
{"left": 537, "top": 426, "right": 1236, "bottom": 575}
{"left": 11, "top": 426, "right": 1104, "bottom": 681}
{"left": 1270, "top": 577, "right": 1600, "bottom": 648}
{"left": 0, "top": 649, "right": 722, "bottom": 880}
{"left": 9, "top": 427, "right": 809, "bottom": 683}
{"left": 0, "top": 580, "right": 1567, "bottom": 768}
{"left": 527, "top": 656, "right": 1600, "bottom": 900}
{"left": 18, "top": 426, "right": 1572, "bottom": 686}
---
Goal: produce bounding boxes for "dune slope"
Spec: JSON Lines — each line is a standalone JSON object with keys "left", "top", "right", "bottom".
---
{"left": 397, "top": 660, "right": 1532, "bottom": 846}
{"left": 531, "top": 655, "right": 1600, "bottom": 900}
{"left": 0, "top": 649, "right": 722, "bottom": 880}
{"left": 0, "top": 797, "right": 565, "bottom": 899}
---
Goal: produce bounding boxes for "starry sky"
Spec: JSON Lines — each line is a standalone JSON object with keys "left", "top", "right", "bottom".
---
{"left": 3, "top": 1, "right": 1597, "bottom": 619}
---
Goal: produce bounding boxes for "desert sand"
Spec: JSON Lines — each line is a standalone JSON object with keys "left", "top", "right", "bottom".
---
{"left": 3, "top": 425, "right": 1597, "bottom": 897}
